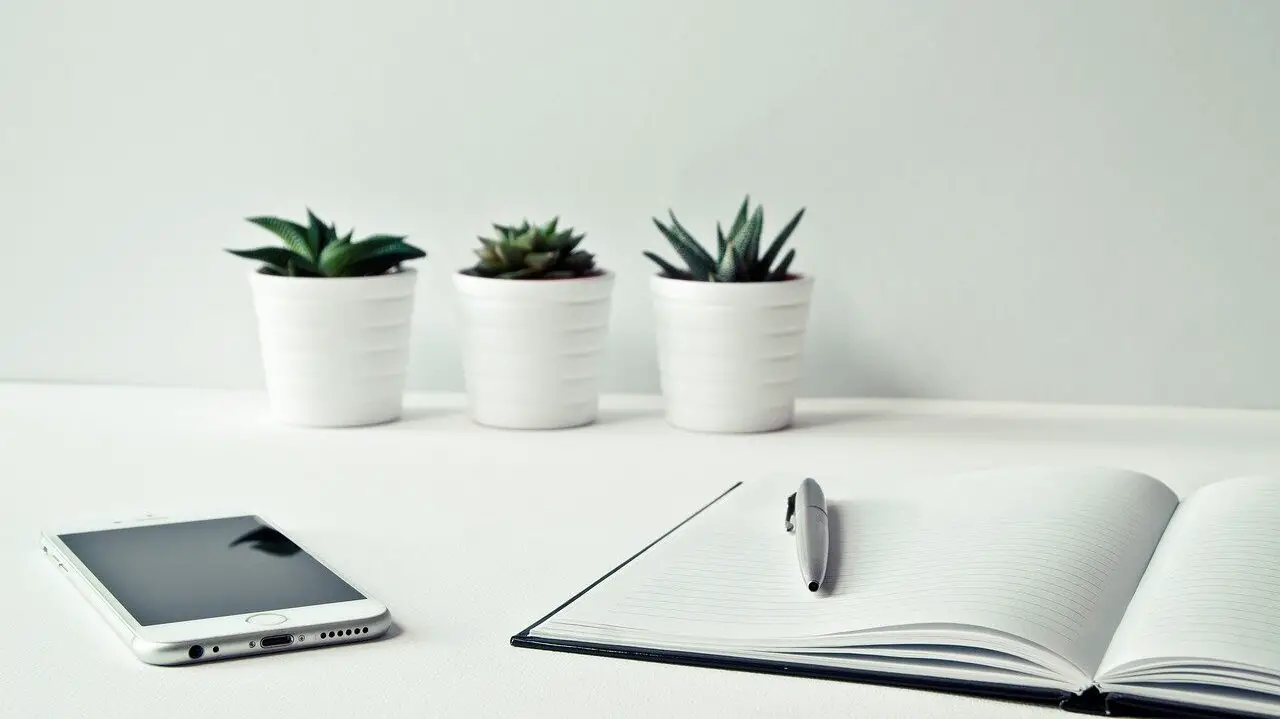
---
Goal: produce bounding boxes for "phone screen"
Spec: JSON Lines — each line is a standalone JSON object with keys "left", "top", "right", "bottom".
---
{"left": 59, "top": 516, "right": 364, "bottom": 626}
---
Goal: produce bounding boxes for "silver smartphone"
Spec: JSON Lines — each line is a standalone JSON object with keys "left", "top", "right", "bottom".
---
{"left": 41, "top": 514, "right": 391, "bottom": 665}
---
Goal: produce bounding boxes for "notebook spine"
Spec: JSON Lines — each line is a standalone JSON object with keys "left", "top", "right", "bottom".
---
{"left": 1103, "top": 693, "right": 1260, "bottom": 719}
{"left": 1059, "top": 686, "right": 1110, "bottom": 716}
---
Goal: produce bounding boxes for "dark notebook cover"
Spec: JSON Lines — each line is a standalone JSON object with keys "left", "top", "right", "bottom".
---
{"left": 510, "top": 483, "right": 1267, "bottom": 719}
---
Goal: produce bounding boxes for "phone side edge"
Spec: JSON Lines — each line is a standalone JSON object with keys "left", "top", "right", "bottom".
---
{"left": 40, "top": 531, "right": 141, "bottom": 654}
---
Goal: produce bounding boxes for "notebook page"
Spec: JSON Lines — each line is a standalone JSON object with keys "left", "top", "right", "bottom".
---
{"left": 541, "top": 466, "right": 1177, "bottom": 679}
{"left": 1098, "top": 476, "right": 1280, "bottom": 680}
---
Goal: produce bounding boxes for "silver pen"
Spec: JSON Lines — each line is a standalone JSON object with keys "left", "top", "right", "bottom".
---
{"left": 785, "top": 478, "right": 829, "bottom": 592}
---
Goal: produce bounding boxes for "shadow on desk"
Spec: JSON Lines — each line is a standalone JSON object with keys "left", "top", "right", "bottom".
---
{"left": 385, "top": 407, "right": 660, "bottom": 431}
{"left": 360, "top": 403, "right": 1248, "bottom": 447}
{"left": 396, "top": 408, "right": 454, "bottom": 425}
{"left": 377, "top": 406, "right": 891, "bottom": 433}
{"left": 790, "top": 410, "right": 888, "bottom": 430}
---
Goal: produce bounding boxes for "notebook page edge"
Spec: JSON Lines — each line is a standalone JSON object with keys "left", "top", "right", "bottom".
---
{"left": 1095, "top": 475, "right": 1280, "bottom": 710}
{"left": 511, "top": 481, "right": 744, "bottom": 642}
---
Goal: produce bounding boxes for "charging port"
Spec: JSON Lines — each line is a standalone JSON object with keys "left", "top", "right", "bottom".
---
{"left": 260, "top": 634, "right": 293, "bottom": 648}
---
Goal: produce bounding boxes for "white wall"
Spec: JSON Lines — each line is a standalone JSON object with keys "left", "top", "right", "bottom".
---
{"left": 3, "top": 0, "right": 1279, "bottom": 407}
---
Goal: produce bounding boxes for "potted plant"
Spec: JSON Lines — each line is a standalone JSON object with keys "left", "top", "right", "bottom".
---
{"left": 227, "top": 210, "right": 426, "bottom": 427}
{"left": 644, "top": 196, "right": 812, "bottom": 433}
{"left": 454, "top": 218, "right": 614, "bottom": 429}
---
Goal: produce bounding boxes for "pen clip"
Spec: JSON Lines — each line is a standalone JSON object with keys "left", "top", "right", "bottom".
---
{"left": 785, "top": 492, "right": 797, "bottom": 533}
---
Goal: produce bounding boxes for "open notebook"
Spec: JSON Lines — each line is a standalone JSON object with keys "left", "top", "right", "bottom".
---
{"left": 512, "top": 467, "right": 1280, "bottom": 718}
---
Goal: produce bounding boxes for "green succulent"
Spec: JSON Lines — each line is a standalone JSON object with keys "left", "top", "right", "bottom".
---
{"left": 645, "top": 196, "right": 804, "bottom": 282}
{"left": 466, "top": 218, "right": 598, "bottom": 279}
{"left": 227, "top": 209, "right": 425, "bottom": 277}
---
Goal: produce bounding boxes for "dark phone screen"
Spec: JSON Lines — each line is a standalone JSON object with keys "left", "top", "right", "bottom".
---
{"left": 60, "top": 516, "right": 364, "bottom": 626}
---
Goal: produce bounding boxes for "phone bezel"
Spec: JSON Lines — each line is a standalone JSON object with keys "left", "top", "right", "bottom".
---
{"left": 41, "top": 513, "right": 390, "bottom": 663}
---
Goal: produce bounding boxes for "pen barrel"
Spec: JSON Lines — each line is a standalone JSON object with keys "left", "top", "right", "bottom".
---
{"left": 796, "top": 507, "right": 829, "bottom": 589}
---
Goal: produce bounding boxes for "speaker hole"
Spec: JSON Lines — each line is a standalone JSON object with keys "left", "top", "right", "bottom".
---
{"left": 362, "top": 627, "right": 368, "bottom": 634}
{"left": 212, "top": 646, "right": 219, "bottom": 653}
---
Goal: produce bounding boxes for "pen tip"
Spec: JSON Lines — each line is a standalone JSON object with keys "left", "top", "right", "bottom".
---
{"left": 808, "top": 581, "right": 820, "bottom": 592}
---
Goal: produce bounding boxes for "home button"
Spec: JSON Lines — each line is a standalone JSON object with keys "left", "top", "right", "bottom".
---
{"left": 245, "top": 613, "right": 287, "bottom": 626}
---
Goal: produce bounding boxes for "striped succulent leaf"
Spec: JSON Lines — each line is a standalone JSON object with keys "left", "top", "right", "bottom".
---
{"left": 228, "top": 209, "right": 424, "bottom": 277}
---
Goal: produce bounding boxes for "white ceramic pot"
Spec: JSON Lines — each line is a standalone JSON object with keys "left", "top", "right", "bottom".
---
{"left": 248, "top": 269, "right": 417, "bottom": 427}
{"left": 651, "top": 274, "right": 815, "bottom": 433}
{"left": 454, "top": 271, "right": 614, "bottom": 429}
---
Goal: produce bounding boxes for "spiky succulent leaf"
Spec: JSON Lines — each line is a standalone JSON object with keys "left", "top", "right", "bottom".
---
{"left": 305, "top": 209, "right": 329, "bottom": 258}
{"left": 246, "top": 217, "right": 312, "bottom": 260}
{"left": 346, "top": 250, "right": 422, "bottom": 277}
{"left": 498, "top": 266, "right": 542, "bottom": 279}
{"left": 509, "top": 229, "right": 537, "bottom": 251}
{"left": 728, "top": 195, "right": 750, "bottom": 241}
{"left": 342, "top": 241, "right": 425, "bottom": 277}
{"left": 768, "top": 248, "right": 796, "bottom": 281}
{"left": 643, "top": 251, "right": 690, "bottom": 280}
{"left": 643, "top": 196, "right": 803, "bottom": 283}
{"left": 758, "top": 207, "right": 804, "bottom": 280}
{"left": 326, "top": 222, "right": 340, "bottom": 252}
{"left": 667, "top": 211, "right": 717, "bottom": 269}
{"left": 715, "top": 244, "right": 738, "bottom": 282}
{"left": 552, "top": 233, "right": 583, "bottom": 253}
{"left": 318, "top": 236, "right": 405, "bottom": 276}
{"left": 232, "top": 210, "right": 423, "bottom": 277}
{"left": 564, "top": 250, "right": 595, "bottom": 273}
{"left": 653, "top": 218, "right": 715, "bottom": 279}
{"left": 731, "top": 240, "right": 750, "bottom": 282}
{"left": 738, "top": 206, "right": 763, "bottom": 266}
{"left": 494, "top": 243, "right": 529, "bottom": 268}
{"left": 525, "top": 251, "right": 557, "bottom": 272}
{"left": 467, "top": 218, "right": 598, "bottom": 279}
{"left": 227, "top": 247, "right": 300, "bottom": 275}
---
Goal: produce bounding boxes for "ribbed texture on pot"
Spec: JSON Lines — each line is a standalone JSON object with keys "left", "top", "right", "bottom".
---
{"left": 249, "top": 269, "right": 417, "bottom": 427}
{"left": 455, "top": 271, "right": 614, "bottom": 429}
{"left": 651, "top": 274, "right": 814, "bottom": 433}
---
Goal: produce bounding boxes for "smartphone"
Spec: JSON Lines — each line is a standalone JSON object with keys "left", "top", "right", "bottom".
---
{"left": 40, "top": 514, "right": 391, "bottom": 665}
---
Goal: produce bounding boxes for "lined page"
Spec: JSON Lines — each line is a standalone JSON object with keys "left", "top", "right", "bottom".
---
{"left": 1099, "top": 476, "right": 1280, "bottom": 680}
{"left": 542, "top": 467, "right": 1177, "bottom": 678}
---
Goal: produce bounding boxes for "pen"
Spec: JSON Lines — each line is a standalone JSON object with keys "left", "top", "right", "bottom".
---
{"left": 785, "top": 478, "right": 829, "bottom": 592}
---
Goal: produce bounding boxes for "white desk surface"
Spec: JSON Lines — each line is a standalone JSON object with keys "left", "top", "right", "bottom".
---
{"left": 7, "top": 383, "right": 1280, "bottom": 718}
